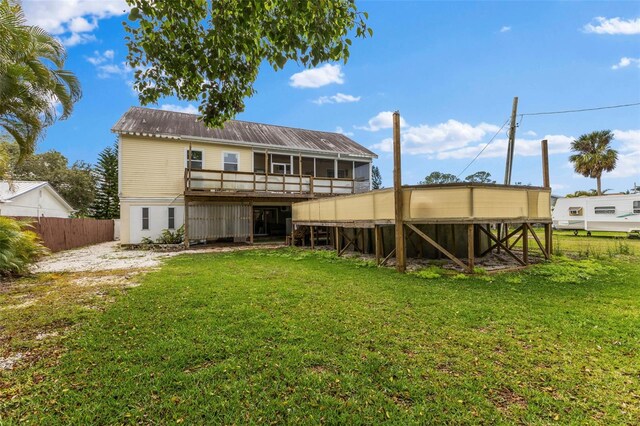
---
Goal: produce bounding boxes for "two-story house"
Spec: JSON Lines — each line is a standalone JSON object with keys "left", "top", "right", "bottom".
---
{"left": 113, "top": 107, "right": 377, "bottom": 245}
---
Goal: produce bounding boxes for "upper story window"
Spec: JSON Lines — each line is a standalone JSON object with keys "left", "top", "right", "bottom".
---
{"left": 223, "top": 152, "right": 239, "bottom": 171}
{"left": 142, "top": 207, "right": 149, "bottom": 230}
{"left": 569, "top": 207, "right": 583, "bottom": 216}
{"left": 187, "top": 150, "right": 203, "bottom": 169}
{"left": 594, "top": 206, "right": 615, "bottom": 215}
{"left": 633, "top": 201, "right": 640, "bottom": 214}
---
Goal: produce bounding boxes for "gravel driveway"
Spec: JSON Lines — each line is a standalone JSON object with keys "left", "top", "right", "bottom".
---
{"left": 31, "top": 241, "right": 282, "bottom": 273}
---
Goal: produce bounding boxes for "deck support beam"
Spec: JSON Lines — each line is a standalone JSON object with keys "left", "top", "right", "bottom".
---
{"left": 374, "top": 225, "right": 383, "bottom": 265}
{"left": 526, "top": 223, "right": 549, "bottom": 260}
{"left": 184, "top": 197, "right": 190, "bottom": 249}
{"left": 467, "top": 224, "right": 475, "bottom": 273}
{"left": 406, "top": 223, "right": 470, "bottom": 272}
{"left": 480, "top": 224, "right": 524, "bottom": 257}
{"left": 310, "top": 226, "right": 315, "bottom": 250}
{"left": 392, "top": 112, "right": 406, "bottom": 273}
{"left": 478, "top": 225, "right": 526, "bottom": 266}
{"left": 522, "top": 224, "right": 529, "bottom": 264}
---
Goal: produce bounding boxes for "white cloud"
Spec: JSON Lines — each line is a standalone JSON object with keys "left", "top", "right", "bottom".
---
{"left": 160, "top": 104, "right": 199, "bottom": 115}
{"left": 500, "top": 26, "right": 511, "bottom": 33}
{"left": 86, "top": 49, "right": 114, "bottom": 65}
{"left": 22, "top": 0, "right": 129, "bottom": 46}
{"left": 609, "top": 129, "right": 640, "bottom": 178}
{"left": 86, "top": 50, "right": 131, "bottom": 78}
{"left": 611, "top": 57, "right": 640, "bottom": 70}
{"left": 525, "top": 130, "right": 537, "bottom": 137}
{"left": 335, "top": 126, "right": 354, "bottom": 137}
{"left": 289, "top": 64, "right": 344, "bottom": 88}
{"left": 583, "top": 16, "right": 640, "bottom": 35}
{"left": 313, "top": 93, "right": 361, "bottom": 105}
{"left": 357, "top": 111, "right": 407, "bottom": 132}
{"left": 368, "top": 116, "right": 575, "bottom": 161}
{"left": 435, "top": 134, "right": 573, "bottom": 160}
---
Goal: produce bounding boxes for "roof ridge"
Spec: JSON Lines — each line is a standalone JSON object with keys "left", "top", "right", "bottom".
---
{"left": 130, "top": 106, "right": 350, "bottom": 138}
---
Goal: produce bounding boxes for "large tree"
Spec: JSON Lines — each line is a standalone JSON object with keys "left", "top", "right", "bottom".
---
{"left": 0, "top": 0, "right": 81, "bottom": 160}
{"left": 124, "top": 0, "right": 370, "bottom": 127}
{"left": 371, "top": 165, "right": 382, "bottom": 189}
{"left": 91, "top": 143, "right": 119, "bottom": 219}
{"left": 464, "top": 171, "right": 495, "bottom": 184}
{"left": 569, "top": 130, "right": 618, "bottom": 195}
{"left": 420, "top": 172, "right": 460, "bottom": 185}
{"left": 5, "top": 144, "right": 96, "bottom": 216}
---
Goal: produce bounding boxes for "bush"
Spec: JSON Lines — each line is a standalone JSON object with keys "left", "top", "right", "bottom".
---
{"left": 0, "top": 217, "right": 48, "bottom": 275}
{"left": 141, "top": 226, "right": 185, "bottom": 245}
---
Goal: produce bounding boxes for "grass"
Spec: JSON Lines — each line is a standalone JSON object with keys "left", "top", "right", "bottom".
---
{"left": 510, "top": 228, "right": 639, "bottom": 259}
{"left": 2, "top": 249, "right": 638, "bottom": 424}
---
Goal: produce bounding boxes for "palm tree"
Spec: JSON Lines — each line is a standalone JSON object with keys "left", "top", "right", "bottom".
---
{"left": 569, "top": 130, "right": 618, "bottom": 195}
{"left": 0, "top": 0, "right": 81, "bottom": 161}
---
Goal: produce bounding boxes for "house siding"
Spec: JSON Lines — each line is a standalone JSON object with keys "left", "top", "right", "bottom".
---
{"left": 120, "top": 135, "right": 253, "bottom": 198}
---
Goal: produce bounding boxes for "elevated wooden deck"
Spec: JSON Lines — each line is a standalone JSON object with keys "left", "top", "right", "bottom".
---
{"left": 291, "top": 183, "right": 553, "bottom": 273}
{"left": 292, "top": 183, "right": 552, "bottom": 226}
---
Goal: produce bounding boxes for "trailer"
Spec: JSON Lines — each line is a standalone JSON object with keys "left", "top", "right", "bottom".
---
{"left": 552, "top": 194, "right": 640, "bottom": 235}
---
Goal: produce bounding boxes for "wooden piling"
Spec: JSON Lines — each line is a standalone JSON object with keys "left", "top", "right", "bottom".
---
{"left": 541, "top": 138, "right": 552, "bottom": 258}
{"left": 467, "top": 224, "right": 475, "bottom": 273}
{"left": 393, "top": 111, "right": 406, "bottom": 273}
{"left": 522, "top": 224, "right": 529, "bottom": 264}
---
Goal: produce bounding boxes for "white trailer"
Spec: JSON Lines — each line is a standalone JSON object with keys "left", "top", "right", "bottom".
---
{"left": 552, "top": 194, "right": 640, "bottom": 235}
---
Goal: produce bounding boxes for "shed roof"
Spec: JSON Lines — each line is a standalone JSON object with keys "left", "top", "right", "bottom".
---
{"left": 0, "top": 180, "right": 74, "bottom": 211}
{"left": 112, "top": 107, "right": 377, "bottom": 158}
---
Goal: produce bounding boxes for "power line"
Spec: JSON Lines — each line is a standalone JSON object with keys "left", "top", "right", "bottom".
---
{"left": 521, "top": 101, "right": 640, "bottom": 117}
{"left": 456, "top": 117, "right": 510, "bottom": 179}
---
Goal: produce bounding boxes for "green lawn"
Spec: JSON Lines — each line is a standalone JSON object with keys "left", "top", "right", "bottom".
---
{"left": 3, "top": 250, "right": 639, "bottom": 424}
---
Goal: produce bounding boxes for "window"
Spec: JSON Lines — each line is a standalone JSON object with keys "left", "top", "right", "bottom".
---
{"left": 272, "top": 163, "right": 290, "bottom": 174}
{"left": 168, "top": 207, "right": 175, "bottom": 229}
{"left": 187, "top": 150, "right": 203, "bottom": 169}
{"left": 223, "top": 152, "right": 238, "bottom": 171}
{"left": 594, "top": 206, "right": 615, "bottom": 215}
{"left": 634, "top": 201, "right": 640, "bottom": 214}
{"left": 569, "top": 207, "right": 583, "bottom": 216}
{"left": 142, "top": 207, "right": 149, "bottom": 230}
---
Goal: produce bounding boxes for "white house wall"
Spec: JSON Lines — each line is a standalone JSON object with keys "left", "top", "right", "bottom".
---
{"left": 0, "top": 187, "right": 72, "bottom": 218}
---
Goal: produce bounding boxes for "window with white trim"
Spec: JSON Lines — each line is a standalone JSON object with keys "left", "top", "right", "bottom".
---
{"left": 142, "top": 207, "right": 149, "bottom": 230}
{"left": 594, "top": 206, "right": 615, "bottom": 215}
{"left": 168, "top": 207, "right": 175, "bottom": 229}
{"left": 187, "top": 150, "right": 203, "bottom": 169}
{"left": 223, "top": 152, "right": 239, "bottom": 171}
{"left": 569, "top": 207, "right": 583, "bottom": 216}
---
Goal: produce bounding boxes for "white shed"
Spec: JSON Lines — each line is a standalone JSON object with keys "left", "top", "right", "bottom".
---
{"left": 0, "top": 181, "right": 74, "bottom": 218}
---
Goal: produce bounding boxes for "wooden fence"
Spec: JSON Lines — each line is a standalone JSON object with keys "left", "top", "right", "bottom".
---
{"left": 15, "top": 217, "right": 115, "bottom": 252}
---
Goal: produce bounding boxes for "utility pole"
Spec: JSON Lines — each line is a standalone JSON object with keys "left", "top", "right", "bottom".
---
{"left": 503, "top": 96, "right": 519, "bottom": 185}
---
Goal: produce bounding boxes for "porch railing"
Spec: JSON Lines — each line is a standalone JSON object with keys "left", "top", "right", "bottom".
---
{"left": 185, "top": 168, "right": 359, "bottom": 196}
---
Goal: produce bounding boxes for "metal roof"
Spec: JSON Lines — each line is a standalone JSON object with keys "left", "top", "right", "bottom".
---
{"left": 0, "top": 180, "right": 74, "bottom": 211}
{"left": 112, "top": 107, "right": 377, "bottom": 158}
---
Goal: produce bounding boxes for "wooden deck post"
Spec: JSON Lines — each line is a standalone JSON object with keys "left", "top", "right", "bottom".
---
{"left": 467, "top": 223, "right": 475, "bottom": 273}
{"left": 310, "top": 226, "right": 315, "bottom": 249}
{"left": 522, "top": 224, "right": 529, "bottom": 264}
{"left": 393, "top": 111, "right": 406, "bottom": 273}
{"left": 541, "top": 139, "right": 552, "bottom": 258}
{"left": 335, "top": 227, "right": 341, "bottom": 254}
{"left": 184, "top": 197, "right": 190, "bottom": 249}
{"left": 375, "top": 225, "right": 383, "bottom": 266}
{"left": 249, "top": 202, "right": 254, "bottom": 244}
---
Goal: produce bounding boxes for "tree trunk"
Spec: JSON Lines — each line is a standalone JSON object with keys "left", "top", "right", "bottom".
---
{"left": 596, "top": 175, "right": 602, "bottom": 195}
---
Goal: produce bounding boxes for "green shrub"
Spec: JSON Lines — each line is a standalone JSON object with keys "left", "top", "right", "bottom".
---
{"left": 156, "top": 225, "right": 184, "bottom": 244}
{"left": 0, "top": 217, "right": 48, "bottom": 275}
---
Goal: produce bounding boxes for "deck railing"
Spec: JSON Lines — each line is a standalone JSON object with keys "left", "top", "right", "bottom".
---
{"left": 185, "top": 168, "right": 360, "bottom": 196}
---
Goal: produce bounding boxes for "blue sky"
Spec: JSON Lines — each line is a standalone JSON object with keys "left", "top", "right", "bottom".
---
{"left": 22, "top": 0, "right": 640, "bottom": 194}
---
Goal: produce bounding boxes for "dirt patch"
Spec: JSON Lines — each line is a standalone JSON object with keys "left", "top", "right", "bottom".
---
{"left": 0, "top": 352, "right": 23, "bottom": 370}
{"left": 490, "top": 387, "right": 528, "bottom": 411}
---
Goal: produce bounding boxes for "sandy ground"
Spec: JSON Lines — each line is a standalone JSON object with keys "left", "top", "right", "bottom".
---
{"left": 31, "top": 241, "right": 284, "bottom": 273}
